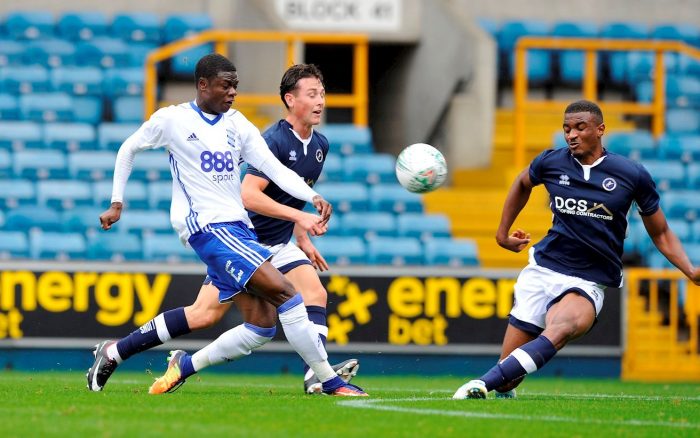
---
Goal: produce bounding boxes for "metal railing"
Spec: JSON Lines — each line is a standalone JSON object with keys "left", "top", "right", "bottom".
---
{"left": 143, "top": 30, "right": 369, "bottom": 125}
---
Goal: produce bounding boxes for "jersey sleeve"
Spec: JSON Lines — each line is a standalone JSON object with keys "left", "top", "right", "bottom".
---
{"left": 634, "top": 162, "right": 661, "bottom": 216}
{"left": 245, "top": 132, "right": 281, "bottom": 181}
{"left": 528, "top": 149, "right": 552, "bottom": 186}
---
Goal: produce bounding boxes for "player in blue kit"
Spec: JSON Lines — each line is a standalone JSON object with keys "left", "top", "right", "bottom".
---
{"left": 453, "top": 100, "right": 700, "bottom": 400}
{"left": 87, "top": 55, "right": 366, "bottom": 397}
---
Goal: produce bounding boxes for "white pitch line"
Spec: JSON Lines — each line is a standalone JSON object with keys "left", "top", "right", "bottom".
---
{"left": 337, "top": 397, "right": 700, "bottom": 429}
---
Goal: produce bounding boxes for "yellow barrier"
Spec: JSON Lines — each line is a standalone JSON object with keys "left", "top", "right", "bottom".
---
{"left": 513, "top": 38, "right": 700, "bottom": 169}
{"left": 143, "top": 30, "right": 369, "bottom": 125}
{"left": 623, "top": 268, "right": 700, "bottom": 381}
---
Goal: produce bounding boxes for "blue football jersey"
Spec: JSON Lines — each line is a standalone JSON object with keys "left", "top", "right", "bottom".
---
{"left": 246, "top": 120, "right": 329, "bottom": 245}
{"left": 529, "top": 148, "right": 660, "bottom": 287}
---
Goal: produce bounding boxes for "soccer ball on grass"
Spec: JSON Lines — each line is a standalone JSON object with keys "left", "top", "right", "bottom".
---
{"left": 395, "top": 143, "right": 448, "bottom": 193}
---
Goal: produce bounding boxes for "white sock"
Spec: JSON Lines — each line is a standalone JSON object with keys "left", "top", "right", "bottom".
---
{"left": 190, "top": 323, "right": 274, "bottom": 372}
{"left": 278, "top": 296, "right": 336, "bottom": 382}
{"left": 107, "top": 343, "right": 123, "bottom": 364}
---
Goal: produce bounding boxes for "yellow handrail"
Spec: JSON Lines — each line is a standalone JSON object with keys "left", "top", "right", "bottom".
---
{"left": 513, "top": 38, "right": 700, "bottom": 169}
{"left": 143, "top": 30, "right": 369, "bottom": 125}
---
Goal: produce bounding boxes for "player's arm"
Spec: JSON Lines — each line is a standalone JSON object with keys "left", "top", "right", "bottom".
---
{"left": 495, "top": 168, "right": 534, "bottom": 252}
{"left": 241, "top": 173, "right": 327, "bottom": 236}
{"left": 293, "top": 224, "right": 329, "bottom": 271}
{"left": 642, "top": 209, "right": 700, "bottom": 284}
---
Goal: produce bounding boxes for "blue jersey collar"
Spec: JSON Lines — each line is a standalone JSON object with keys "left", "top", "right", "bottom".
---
{"left": 190, "top": 101, "right": 223, "bottom": 125}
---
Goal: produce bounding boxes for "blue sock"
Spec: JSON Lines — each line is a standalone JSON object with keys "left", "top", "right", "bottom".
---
{"left": 321, "top": 375, "right": 344, "bottom": 393}
{"left": 116, "top": 307, "right": 191, "bottom": 361}
{"left": 180, "top": 354, "right": 196, "bottom": 379}
{"left": 303, "top": 305, "right": 327, "bottom": 376}
{"left": 480, "top": 335, "right": 557, "bottom": 391}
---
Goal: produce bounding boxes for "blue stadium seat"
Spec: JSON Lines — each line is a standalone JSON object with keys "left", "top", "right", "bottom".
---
{"left": 397, "top": 213, "right": 451, "bottom": 240}
{"left": 679, "top": 54, "right": 700, "bottom": 76}
{"left": 57, "top": 12, "right": 109, "bottom": 41}
{"left": 37, "top": 179, "right": 92, "bottom": 210}
{"left": 4, "top": 205, "right": 62, "bottom": 231}
{"left": 318, "top": 154, "right": 343, "bottom": 182}
{"left": 72, "top": 96, "right": 104, "bottom": 125}
{"left": 93, "top": 180, "right": 149, "bottom": 210}
{"left": 631, "top": 219, "right": 690, "bottom": 254}
{"left": 0, "top": 179, "right": 35, "bottom": 209}
{"left": 61, "top": 206, "right": 104, "bottom": 232}
{"left": 311, "top": 236, "right": 366, "bottom": 265}
{"left": 44, "top": 123, "right": 97, "bottom": 151}
{"left": 98, "top": 123, "right": 139, "bottom": 150}
{"left": 552, "top": 22, "right": 599, "bottom": 85}
{"left": 19, "top": 93, "right": 74, "bottom": 123}
{"left": 340, "top": 212, "right": 396, "bottom": 239}
{"left": 424, "top": 238, "right": 479, "bottom": 266}
{"left": 600, "top": 22, "right": 648, "bottom": 85}
{"left": 14, "top": 149, "right": 67, "bottom": 179}
{"left": 68, "top": 151, "right": 116, "bottom": 181}
{"left": 131, "top": 151, "right": 171, "bottom": 181}
{"left": 639, "top": 160, "right": 686, "bottom": 190}
{"left": 103, "top": 68, "right": 144, "bottom": 98}
{"left": 343, "top": 153, "right": 396, "bottom": 184}
{"left": 604, "top": 130, "right": 657, "bottom": 159}
{"left": 369, "top": 184, "right": 423, "bottom": 213}
{"left": 76, "top": 37, "right": 130, "bottom": 68}
{"left": 0, "top": 121, "right": 43, "bottom": 150}
{"left": 652, "top": 23, "right": 700, "bottom": 47}
{"left": 87, "top": 233, "right": 142, "bottom": 261}
{"left": 5, "top": 11, "right": 54, "bottom": 40}
{"left": 24, "top": 39, "right": 77, "bottom": 68}
{"left": 111, "top": 13, "right": 162, "bottom": 43}
{"left": 0, "top": 94, "right": 19, "bottom": 120}
{"left": 117, "top": 210, "right": 172, "bottom": 236}
{"left": 322, "top": 124, "right": 373, "bottom": 155}
{"left": 367, "top": 237, "right": 423, "bottom": 265}
{"left": 143, "top": 234, "right": 200, "bottom": 262}
{"left": 314, "top": 182, "right": 369, "bottom": 213}
{"left": 0, "top": 66, "right": 50, "bottom": 93}
{"left": 0, "top": 150, "right": 10, "bottom": 178}
{"left": 658, "top": 134, "right": 700, "bottom": 161}
{"left": 148, "top": 181, "right": 172, "bottom": 210}
{"left": 646, "top": 251, "right": 674, "bottom": 269}
{"left": 661, "top": 190, "right": 700, "bottom": 220}
{"left": 666, "top": 75, "right": 700, "bottom": 108}
{"left": 0, "top": 231, "right": 30, "bottom": 259}
{"left": 552, "top": 131, "right": 568, "bottom": 149}
{"left": 113, "top": 96, "right": 144, "bottom": 123}
{"left": 164, "top": 14, "right": 213, "bottom": 42}
{"left": 0, "top": 39, "right": 25, "bottom": 66}
{"left": 498, "top": 20, "right": 552, "bottom": 83}
{"left": 51, "top": 67, "right": 104, "bottom": 95}
{"left": 687, "top": 163, "right": 700, "bottom": 189}
{"left": 693, "top": 222, "right": 700, "bottom": 242}
{"left": 170, "top": 45, "right": 213, "bottom": 77}
{"left": 666, "top": 109, "right": 700, "bottom": 134}
{"left": 128, "top": 42, "right": 158, "bottom": 67}
{"left": 30, "top": 231, "right": 86, "bottom": 259}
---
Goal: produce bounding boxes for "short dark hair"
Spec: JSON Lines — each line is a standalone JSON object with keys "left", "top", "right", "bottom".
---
{"left": 565, "top": 100, "right": 604, "bottom": 124}
{"left": 194, "top": 53, "right": 236, "bottom": 85}
{"left": 279, "top": 64, "right": 324, "bottom": 109}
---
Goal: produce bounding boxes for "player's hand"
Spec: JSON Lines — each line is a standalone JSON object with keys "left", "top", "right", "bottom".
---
{"left": 496, "top": 229, "right": 531, "bottom": 253}
{"left": 99, "top": 202, "right": 123, "bottom": 230}
{"left": 297, "top": 238, "right": 329, "bottom": 272}
{"left": 295, "top": 211, "right": 328, "bottom": 236}
{"left": 312, "top": 195, "right": 332, "bottom": 225}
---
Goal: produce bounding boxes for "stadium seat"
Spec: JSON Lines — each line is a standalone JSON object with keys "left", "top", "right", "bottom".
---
{"left": 128, "top": 42, "right": 158, "bottom": 67}
{"left": 103, "top": 68, "right": 144, "bottom": 98}
{"left": 131, "top": 151, "right": 171, "bottom": 181}
{"left": 498, "top": 20, "right": 552, "bottom": 83}
{"left": 30, "top": 231, "right": 86, "bottom": 260}
{"left": 57, "top": 12, "right": 109, "bottom": 41}
{"left": 604, "top": 130, "right": 657, "bottom": 159}
{"left": 310, "top": 236, "right": 366, "bottom": 265}
{"left": 0, "top": 121, "right": 43, "bottom": 150}
{"left": 552, "top": 22, "right": 599, "bottom": 85}
{"left": 98, "top": 123, "right": 140, "bottom": 150}
{"left": 5, "top": 11, "right": 54, "bottom": 40}
{"left": 638, "top": 160, "right": 686, "bottom": 190}
{"left": 652, "top": 23, "right": 700, "bottom": 47}
{"left": 661, "top": 190, "right": 700, "bottom": 220}
{"left": 367, "top": 237, "right": 423, "bottom": 265}
{"left": 343, "top": 153, "right": 396, "bottom": 184}
{"left": 679, "top": 54, "right": 700, "bottom": 76}
{"left": 13, "top": 149, "right": 67, "bottom": 179}
{"left": 68, "top": 150, "right": 116, "bottom": 181}
{"left": 72, "top": 96, "right": 104, "bottom": 125}
{"left": 19, "top": 93, "right": 74, "bottom": 123}
{"left": 116, "top": 210, "right": 172, "bottom": 236}
{"left": 658, "top": 134, "right": 700, "bottom": 162}
{"left": 424, "top": 238, "right": 479, "bottom": 266}
{"left": 61, "top": 206, "right": 104, "bottom": 232}
{"left": 143, "top": 234, "right": 200, "bottom": 262}
{"left": 666, "top": 109, "right": 700, "bottom": 134}
{"left": 314, "top": 182, "right": 369, "bottom": 213}
{"left": 170, "top": 45, "right": 213, "bottom": 77}
{"left": 87, "top": 233, "right": 142, "bottom": 261}
{"left": 24, "top": 39, "right": 77, "bottom": 68}
{"left": 317, "top": 154, "right": 343, "bottom": 182}
{"left": 44, "top": 123, "right": 97, "bottom": 151}
{"left": 36, "top": 180, "right": 92, "bottom": 210}
{"left": 340, "top": 212, "right": 396, "bottom": 239}
{"left": 51, "top": 67, "right": 104, "bottom": 96}
{"left": 600, "top": 22, "right": 648, "bottom": 85}
{"left": 148, "top": 181, "right": 172, "bottom": 210}
{"left": 113, "top": 96, "right": 144, "bottom": 123}
{"left": 4, "top": 205, "right": 62, "bottom": 231}
{"left": 76, "top": 37, "right": 131, "bottom": 68}
{"left": 0, "top": 179, "right": 35, "bottom": 209}
{"left": 397, "top": 213, "right": 452, "bottom": 240}
{"left": 0, "top": 39, "right": 25, "bottom": 66}
{"left": 0, "top": 94, "right": 18, "bottom": 120}
{"left": 0, "top": 231, "right": 30, "bottom": 259}
{"left": 687, "top": 163, "right": 700, "bottom": 189}
{"left": 666, "top": 75, "right": 700, "bottom": 108}
{"left": 111, "top": 13, "right": 162, "bottom": 43}
{"left": 646, "top": 251, "right": 674, "bottom": 269}
{"left": 369, "top": 184, "right": 423, "bottom": 213}
{"left": 0, "top": 150, "right": 10, "bottom": 178}
{"left": 692, "top": 222, "right": 700, "bottom": 243}
{"left": 163, "top": 14, "right": 213, "bottom": 42}
{"left": 93, "top": 180, "right": 149, "bottom": 209}
{"left": 0, "top": 66, "right": 50, "bottom": 93}
{"left": 322, "top": 124, "right": 373, "bottom": 155}
{"left": 552, "top": 131, "right": 568, "bottom": 149}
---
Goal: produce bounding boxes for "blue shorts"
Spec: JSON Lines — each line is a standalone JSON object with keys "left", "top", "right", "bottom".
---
{"left": 188, "top": 222, "right": 272, "bottom": 303}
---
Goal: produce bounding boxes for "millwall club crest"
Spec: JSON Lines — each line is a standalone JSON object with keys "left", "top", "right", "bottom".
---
{"left": 316, "top": 148, "right": 323, "bottom": 163}
{"left": 602, "top": 178, "right": 617, "bottom": 191}
{"left": 289, "top": 150, "right": 297, "bottom": 161}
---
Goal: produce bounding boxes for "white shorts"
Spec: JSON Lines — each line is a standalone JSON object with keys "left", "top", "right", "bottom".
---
{"left": 509, "top": 249, "right": 606, "bottom": 335}
{"left": 260, "top": 241, "right": 312, "bottom": 274}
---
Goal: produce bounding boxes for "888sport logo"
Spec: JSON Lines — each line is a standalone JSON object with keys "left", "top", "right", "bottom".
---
{"left": 200, "top": 151, "right": 238, "bottom": 182}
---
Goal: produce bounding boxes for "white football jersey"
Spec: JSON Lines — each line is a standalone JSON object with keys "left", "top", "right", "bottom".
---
{"left": 111, "top": 101, "right": 317, "bottom": 244}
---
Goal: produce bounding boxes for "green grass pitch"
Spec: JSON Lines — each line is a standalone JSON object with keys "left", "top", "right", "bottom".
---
{"left": 1, "top": 371, "right": 699, "bottom": 437}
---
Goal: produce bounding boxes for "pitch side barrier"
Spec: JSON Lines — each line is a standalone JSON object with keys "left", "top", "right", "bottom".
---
{"left": 0, "top": 260, "right": 620, "bottom": 357}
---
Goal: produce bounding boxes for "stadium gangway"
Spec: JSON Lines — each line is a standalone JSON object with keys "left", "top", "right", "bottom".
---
{"left": 143, "top": 30, "right": 368, "bottom": 126}
{"left": 512, "top": 37, "right": 700, "bottom": 169}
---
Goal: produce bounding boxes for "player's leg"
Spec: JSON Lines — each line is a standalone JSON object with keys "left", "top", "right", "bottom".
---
{"left": 493, "top": 324, "right": 537, "bottom": 396}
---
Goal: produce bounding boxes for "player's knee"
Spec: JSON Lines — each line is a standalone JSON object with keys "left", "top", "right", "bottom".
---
{"left": 184, "top": 305, "right": 224, "bottom": 330}
{"left": 303, "top": 285, "right": 327, "bottom": 306}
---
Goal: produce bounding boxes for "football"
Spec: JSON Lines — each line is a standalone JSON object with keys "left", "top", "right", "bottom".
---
{"left": 395, "top": 143, "right": 448, "bottom": 193}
